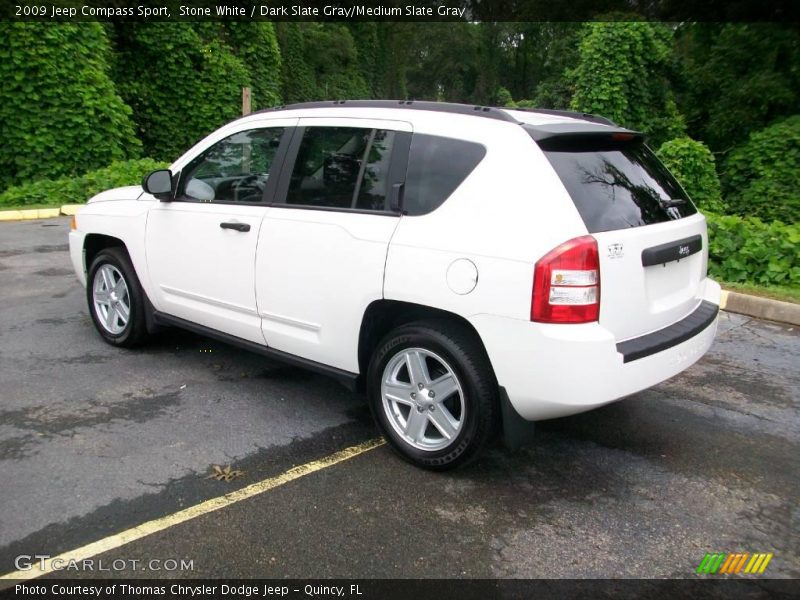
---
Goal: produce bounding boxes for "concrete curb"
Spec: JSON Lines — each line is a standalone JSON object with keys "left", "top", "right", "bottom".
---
{"left": 0, "top": 207, "right": 61, "bottom": 221}
{"left": 0, "top": 205, "right": 83, "bottom": 221}
{"left": 720, "top": 289, "right": 800, "bottom": 327}
{"left": 59, "top": 204, "right": 83, "bottom": 216}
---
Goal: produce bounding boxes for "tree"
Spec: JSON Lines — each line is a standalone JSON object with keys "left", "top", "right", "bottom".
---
{"left": 276, "top": 23, "right": 316, "bottom": 104}
{"left": 111, "top": 23, "right": 251, "bottom": 161}
{"left": 276, "top": 23, "right": 369, "bottom": 102}
{"left": 0, "top": 23, "right": 140, "bottom": 190}
{"left": 529, "top": 23, "right": 581, "bottom": 109}
{"left": 405, "top": 23, "right": 479, "bottom": 102}
{"left": 349, "top": 22, "right": 384, "bottom": 98}
{"left": 379, "top": 23, "right": 414, "bottom": 99}
{"left": 303, "top": 23, "right": 370, "bottom": 99}
{"left": 569, "top": 17, "right": 685, "bottom": 146}
{"left": 673, "top": 23, "right": 800, "bottom": 152}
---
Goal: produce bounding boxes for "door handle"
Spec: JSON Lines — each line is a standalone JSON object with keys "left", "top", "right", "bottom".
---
{"left": 220, "top": 221, "right": 250, "bottom": 232}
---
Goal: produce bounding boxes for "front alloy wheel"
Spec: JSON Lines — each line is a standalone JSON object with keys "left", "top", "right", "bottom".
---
{"left": 92, "top": 264, "right": 131, "bottom": 335}
{"left": 86, "top": 247, "right": 149, "bottom": 348}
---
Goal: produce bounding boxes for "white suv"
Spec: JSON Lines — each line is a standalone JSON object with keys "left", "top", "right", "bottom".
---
{"left": 69, "top": 100, "right": 720, "bottom": 469}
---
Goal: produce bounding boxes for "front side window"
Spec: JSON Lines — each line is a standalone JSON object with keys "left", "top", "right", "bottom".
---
{"left": 179, "top": 128, "right": 285, "bottom": 203}
{"left": 286, "top": 127, "right": 397, "bottom": 211}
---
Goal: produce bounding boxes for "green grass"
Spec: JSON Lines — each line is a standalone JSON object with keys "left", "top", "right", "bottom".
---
{"left": 721, "top": 281, "right": 800, "bottom": 304}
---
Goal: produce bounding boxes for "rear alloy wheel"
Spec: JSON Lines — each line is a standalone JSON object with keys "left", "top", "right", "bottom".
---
{"left": 86, "top": 247, "right": 149, "bottom": 348}
{"left": 368, "top": 321, "right": 498, "bottom": 470}
{"left": 381, "top": 348, "right": 465, "bottom": 452}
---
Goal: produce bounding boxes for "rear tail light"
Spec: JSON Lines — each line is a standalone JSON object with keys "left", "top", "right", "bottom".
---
{"left": 531, "top": 235, "right": 600, "bottom": 323}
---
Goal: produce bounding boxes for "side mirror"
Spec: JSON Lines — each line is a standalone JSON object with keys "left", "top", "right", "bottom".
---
{"left": 142, "top": 169, "right": 174, "bottom": 201}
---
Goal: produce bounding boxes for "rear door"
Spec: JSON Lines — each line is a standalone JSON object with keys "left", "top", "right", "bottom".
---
{"left": 255, "top": 118, "right": 411, "bottom": 372}
{"left": 537, "top": 133, "right": 709, "bottom": 341}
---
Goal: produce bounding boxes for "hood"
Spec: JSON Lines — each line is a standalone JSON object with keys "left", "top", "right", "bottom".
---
{"left": 86, "top": 186, "right": 143, "bottom": 204}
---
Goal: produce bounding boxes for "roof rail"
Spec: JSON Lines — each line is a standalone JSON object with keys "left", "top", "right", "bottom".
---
{"left": 245, "top": 100, "right": 615, "bottom": 127}
{"left": 507, "top": 107, "right": 617, "bottom": 126}
{"left": 251, "top": 99, "right": 519, "bottom": 123}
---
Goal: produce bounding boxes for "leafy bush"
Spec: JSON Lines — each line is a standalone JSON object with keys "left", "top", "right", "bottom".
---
{"left": 723, "top": 115, "right": 800, "bottom": 223}
{"left": 0, "top": 159, "right": 168, "bottom": 208}
{"left": 223, "top": 22, "right": 282, "bottom": 109}
{"left": 0, "top": 23, "right": 141, "bottom": 191}
{"left": 706, "top": 213, "right": 800, "bottom": 286}
{"left": 111, "top": 23, "right": 251, "bottom": 161}
{"left": 569, "top": 17, "right": 685, "bottom": 146}
{"left": 656, "top": 137, "right": 725, "bottom": 213}
{"left": 495, "top": 87, "right": 516, "bottom": 107}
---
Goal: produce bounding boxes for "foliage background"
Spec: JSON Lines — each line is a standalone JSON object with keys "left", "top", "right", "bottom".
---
{"left": 0, "top": 23, "right": 141, "bottom": 191}
{"left": 0, "top": 18, "right": 798, "bottom": 289}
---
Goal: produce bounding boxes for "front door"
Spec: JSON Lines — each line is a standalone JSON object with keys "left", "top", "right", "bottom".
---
{"left": 145, "top": 124, "right": 292, "bottom": 344}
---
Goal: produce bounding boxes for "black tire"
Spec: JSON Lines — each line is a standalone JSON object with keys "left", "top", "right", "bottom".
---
{"left": 367, "top": 320, "right": 499, "bottom": 470}
{"left": 86, "top": 247, "right": 149, "bottom": 348}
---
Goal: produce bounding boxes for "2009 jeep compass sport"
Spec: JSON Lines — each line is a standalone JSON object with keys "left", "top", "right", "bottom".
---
{"left": 69, "top": 100, "right": 721, "bottom": 469}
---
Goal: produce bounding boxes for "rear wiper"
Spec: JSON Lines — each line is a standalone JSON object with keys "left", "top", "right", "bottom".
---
{"left": 660, "top": 197, "right": 686, "bottom": 207}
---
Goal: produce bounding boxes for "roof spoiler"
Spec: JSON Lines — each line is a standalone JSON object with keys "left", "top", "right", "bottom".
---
{"left": 524, "top": 122, "right": 644, "bottom": 142}
{"left": 508, "top": 107, "right": 617, "bottom": 126}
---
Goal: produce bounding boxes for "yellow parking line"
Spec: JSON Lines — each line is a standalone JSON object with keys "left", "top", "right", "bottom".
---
{"left": 0, "top": 438, "right": 385, "bottom": 581}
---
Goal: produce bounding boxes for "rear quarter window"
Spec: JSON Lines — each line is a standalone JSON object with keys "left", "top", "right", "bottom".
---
{"left": 403, "top": 134, "right": 486, "bottom": 216}
{"left": 536, "top": 134, "right": 697, "bottom": 233}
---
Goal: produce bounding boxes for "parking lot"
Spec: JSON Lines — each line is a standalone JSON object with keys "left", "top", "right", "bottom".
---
{"left": 0, "top": 217, "right": 798, "bottom": 579}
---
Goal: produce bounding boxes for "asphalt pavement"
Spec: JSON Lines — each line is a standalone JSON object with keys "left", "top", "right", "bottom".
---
{"left": 0, "top": 218, "right": 797, "bottom": 579}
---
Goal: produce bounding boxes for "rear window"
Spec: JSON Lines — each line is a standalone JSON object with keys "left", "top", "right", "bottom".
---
{"left": 403, "top": 134, "right": 486, "bottom": 216}
{"left": 536, "top": 134, "right": 697, "bottom": 233}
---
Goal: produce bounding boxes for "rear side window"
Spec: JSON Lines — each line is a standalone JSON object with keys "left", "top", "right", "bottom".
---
{"left": 537, "top": 135, "right": 697, "bottom": 233}
{"left": 403, "top": 134, "right": 486, "bottom": 216}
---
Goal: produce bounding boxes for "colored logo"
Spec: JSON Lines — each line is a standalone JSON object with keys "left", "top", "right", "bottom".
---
{"left": 696, "top": 552, "right": 773, "bottom": 575}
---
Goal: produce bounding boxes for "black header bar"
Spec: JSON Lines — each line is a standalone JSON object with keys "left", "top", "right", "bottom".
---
{"left": 1, "top": 0, "right": 797, "bottom": 22}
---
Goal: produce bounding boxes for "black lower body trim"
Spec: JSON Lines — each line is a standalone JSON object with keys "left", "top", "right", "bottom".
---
{"left": 499, "top": 386, "right": 535, "bottom": 450}
{"left": 616, "top": 300, "right": 719, "bottom": 363}
{"left": 152, "top": 311, "right": 360, "bottom": 391}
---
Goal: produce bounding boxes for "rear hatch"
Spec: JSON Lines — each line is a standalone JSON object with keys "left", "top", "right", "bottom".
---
{"left": 534, "top": 130, "right": 708, "bottom": 341}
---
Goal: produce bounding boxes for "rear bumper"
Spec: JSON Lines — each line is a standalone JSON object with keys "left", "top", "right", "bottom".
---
{"left": 471, "top": 278, "right": 721, "bottom": 421}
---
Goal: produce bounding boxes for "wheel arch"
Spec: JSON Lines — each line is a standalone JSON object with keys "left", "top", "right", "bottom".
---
{"left": 357, "top": 300, "right": 493, "bottom": 389}
{"left": 358, "top": 299, "right": 534, "bottom": 449}
{"left": 83, "top": 233, "right": 127, "bottom": 274}
{"left": 83, "top": 234, "right": 160, "bottom": 334}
